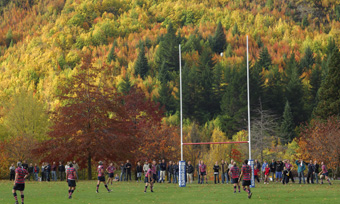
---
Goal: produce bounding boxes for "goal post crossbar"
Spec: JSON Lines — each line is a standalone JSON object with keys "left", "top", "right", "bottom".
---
{"left": 182, "top": 141, "right": 248, "bottom": 145}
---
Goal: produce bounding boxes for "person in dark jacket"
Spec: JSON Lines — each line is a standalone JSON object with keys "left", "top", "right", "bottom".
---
{"left": 58, "top": 161, "right": 66, "bottom": 181}
{"left": 167, "top": 161, "right": 173, "bottom": 183}
{"left": 275, "top": 160, "right": 284, "bottom": 182}
{"left": 120, "top": 163, "right": 126, "bottom": 181}
{"left": 45, "top": 162, "right": 51, "bottom": 182}
{"left": 221, "top": 160, "right": 225, "bottom": 184}
{"left": 28, "top": 163, "right": 34, "bottom": 181}
{"left": 9, "top": 163, "right": 15, "bottom": 181}
{"left": 306, "top": 159, "right": 315, "bottom": 184}
{"left": 269, "top": 159, "right": 276, "bottom": 182}
{"left": 213, "top": 161, "right": 220, "bottom": 184}
{"left": 159, "top": 159, "right": 166, "bottom": 183}
{"left": 136, "top": 162, "right": 143, "bottom": 182}
{"left": 51, "top": 162, "right": 57, "bottom": 181}
{"left": 186, "top": 161, "right": 194, "bottom": 184}
{"left": 314, "top": 160, "right": 319, "bottom": 184}
{"left": 196, "top": 160, "right": 201, "bottom": 184}
{"left": 125, "top": 160, "right": 132, "bottom": 181}
{"left": 33, "top": 163, "right": 40, "bottom": 181}
{"left": 22, "top": 160, "right": 29, "bottom": 170}
{"left": 173, "top": 162, "right": 179, "bottom": 183}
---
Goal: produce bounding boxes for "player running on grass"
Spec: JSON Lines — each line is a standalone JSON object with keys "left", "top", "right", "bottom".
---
{"left": 96, "top": 161, "right": 112, "bottom": 193}
{"left": 106, "top": 163, "right": 116, "bottom": 185}
{"left": 229, "top": 162, "right": 240, "bottom": 193}
{"left": 12, "top": 162, "right": 29, "bottom": 204}
{"left": 66, "top": 163, "right": 77, "bottom": 199}
{"left": 144, "top": 164, "right": 153, "bottom": 193}
{"left": 239, "top": 160, "right": 252, "bottom": 199}
{"left": 318, "top": 161, "right": 332, "bottom": 185}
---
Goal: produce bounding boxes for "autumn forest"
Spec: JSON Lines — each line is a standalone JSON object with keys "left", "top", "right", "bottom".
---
{"left": 0, "top": 0, "right": 340, "bottom": 179}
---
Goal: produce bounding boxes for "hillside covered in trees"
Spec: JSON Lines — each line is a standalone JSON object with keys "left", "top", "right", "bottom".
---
{"left": 1, "top": 0, "right": 340, "bottom": 178}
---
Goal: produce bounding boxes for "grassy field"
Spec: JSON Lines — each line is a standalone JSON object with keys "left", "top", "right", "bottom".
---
{"left": 0, "top": 180, "right": 338, "bottom": 204}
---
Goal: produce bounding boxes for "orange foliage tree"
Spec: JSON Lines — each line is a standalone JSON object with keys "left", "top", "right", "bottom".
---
{"left": 299, "top": 116, "right": 340, "bottom": 177}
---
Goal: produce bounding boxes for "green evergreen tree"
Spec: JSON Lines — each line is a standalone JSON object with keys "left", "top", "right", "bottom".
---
{"left": 263, "top": 66, "right": 285, "bottom": 115}
{"left": 280, "top": 100, "right": 295, "bottom": 143}
{"left": 134, "top": 44, "right": 150, "bottom": 79}
{"left": 225, "top": 44, "right": 233, "bottom": 57}
{"left": 302, "top": 16, "right": 309, "bottom": 29}
{"left": 107, "top": 41, "right": 117, "bottom": 63}
{"left": 6, "top": 28, "right": 12, "bottom": 47}
{"left": 232, "top": 23, "right": 239, "bottom": 36}
{"left": 158, "top": 82, "right": 177, "bottom": 114}
{"left": 314, "top": 46, "right": 340, "bottom": 119}
{"left": 120, "top": 75, "right": 132, "bottom": 95}
{"left": 257, "top": 47, "right": 272, "bottom": 70}
{"left": 285, "top": 65, "right": 306, "bottom": 125}
{"left": 220, "top": 62, "right": 247, "bottom": 137}
{"left": 309, "top": 65, "right": 322, "bottom": 107}
{"left": 155, "top": 22, "right": 179, "bottom": 75}
{"left": 158, "top": 61, "right": 170, "bottom": 83}
{"left": 211, "top": 21, "right": 227, "bottom": 54}
{"left": 300, "top": 46, "right": 314, "bottom": 72}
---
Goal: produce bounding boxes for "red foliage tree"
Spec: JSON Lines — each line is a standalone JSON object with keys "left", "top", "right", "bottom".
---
{"left": 299, "top": 116, "right": 340, "bottom": 177}
{"left": 34, "top": 53, "right": 136, "bottom": 179}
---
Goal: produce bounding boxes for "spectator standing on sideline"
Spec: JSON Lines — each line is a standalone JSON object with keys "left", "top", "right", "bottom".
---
{"left": 120, "top": 163, "right": 126, "bottom": 181}
{"left": 314, "top": 160, "right": 319, "bottom": 184}
{"left": 221, "top": 160, "right": 225, "bottom": 184}
{"left": 307, "top": 159, "right": 315, "bottom": 184}
{"left": 254, "top": 166, "right": 260, "bottom": 183}
{"left": 10, "top": 163, "right": 16, "bottom": 181}
{"left": 275, "top": 160, "right": 284, "bottom": 182}
{"left": 41, "top": 162, "right": 45, "bottom": 181}
{"left": 33, "top": 163, "right": 39, "bottom": 181}
{"left": 45, "top": 162, "right": 51, "bottom": 182}
{"left": 72, "top": 161, "right": 79, "bottom": 179}
{"left": 22, "top": 161, "right": 28, "bottom": 170}
{"left": 295, "top": 159, "right": 306, "bottom": 184}
{"left": 136, "top": 162, "right": 143, "bottom": 182}
{"left": 262, "top": 160, "right": 267, "bottom": 180}
{"left": 199, "top": 161, "right": 207, "bottom": 184}
{"left": 269, "top": 159, "right": 276, "bottom": 182}
{"left": 27, "top": 163, "right": 33, "bottom": 181}
{"left": 228, "top": 160, "right": 234, "bottom": 184}
{"left": 213, "top": 161, "right": 220, "bottom": 184}
{"left": 12, "top": 162, "right": 29, "bottom": 204}
{"left": 229, "top": 162, "right": 240, "bottom": 193}
{"left": 264, "top": 164, "right": 270, "bottom": 184}
{"left": 167, "top": 161, "right": 173, "bottom": 183}
{"left": 186, "top": 161, "right": 194, "bottom": 184}
{"left": 143, "top": 161, "right": 149, "bottom": 178}
{"left": 282, "top": 166, "right": 289, "bottom": 184}
{"left": 51, "top": 162, "right": 57, "bottom": 181}
{"left": 285, "top": 160, "right": 294, "bottom": 183}
{"left": 196, "top": 160, "right": 201, "bottom": 184}
{"left": 225, "top": 161, "right": 230, "bottom": 184}
{"left": 173, "top": 161, "right": 179, "bottom": 183}
{"left": 125, "top": 160, "right": 132, "bottom": 181}
{"left": 59, "top": 161, "right": 65, "bottom": 181}
{"left": 159, "top": 159, "right": 166, "bottom": 183}
{"left": 254, "top": 160, "right": 261, "bottom": 180}
{"left": 318, "top": 162, "right": 332, "bottom": 185}
{"left": 157, "top": 160, "right": 161, "bottom": 183}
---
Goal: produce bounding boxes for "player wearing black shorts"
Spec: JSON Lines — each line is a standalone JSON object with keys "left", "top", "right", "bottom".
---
{"left": 96, "top": 161, "right": 112, "bottom": 193}
{"left": 106, "top": 163, "right": 116, "bottom": 185}
{"left": 239, "top": 160, "right": 252, "bottom": 199}
{"left": 13, "top": 162, "right": 29, "bottom": 204}
{"left": 144, "top": 164, "right": 153, "bottom": 193}
{"left": 66, "top": 163, "right": 77, "bottom": 199}
{"left": 229, "top": 162, "right": 240, "bottom": 193}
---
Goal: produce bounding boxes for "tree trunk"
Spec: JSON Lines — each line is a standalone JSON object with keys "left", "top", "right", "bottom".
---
{"left": 87, "top": 153, "right": 92, "bottom": 180}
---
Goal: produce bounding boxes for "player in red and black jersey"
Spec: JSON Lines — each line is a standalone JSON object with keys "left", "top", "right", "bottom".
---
{"left": 66, "top": 163, "right": 77, "bottom": 199}
{"left": 229, "top": 162, "right": 240, "bottom": 193}
{"left": 12, "top": 162, "right": 29, "bottom": 204}
{"left": 144, "top": 164, "right": 153, "bottom": 193}
{"left": 96, "top": 161, "right": 112, "bottom": 193}
{"left": 106, "top": 163, "right": 116, "bottom": 185}
{"left": 239, "top": 160, "right": 252, "bottom": 199}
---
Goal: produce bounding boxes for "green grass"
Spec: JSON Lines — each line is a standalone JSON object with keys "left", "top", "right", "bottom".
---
{"left": 0, "top": 180, "right": 338, "bottom": 204}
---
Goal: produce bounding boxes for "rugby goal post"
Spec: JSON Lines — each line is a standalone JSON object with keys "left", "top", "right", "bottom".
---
{"left": 178, "top": 36, "right": 254, "bottom": 188}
